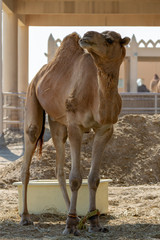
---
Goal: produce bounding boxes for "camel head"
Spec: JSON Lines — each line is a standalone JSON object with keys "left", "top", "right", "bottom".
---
{"left": 154, "top": 74, "right": 159, "bottom": 81}
{"left": 79, "top": 31, "right": 130, "bottom": 64}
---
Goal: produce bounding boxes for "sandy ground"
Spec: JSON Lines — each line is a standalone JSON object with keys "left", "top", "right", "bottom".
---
{"left": 1, "top": 185, "right": 160, "bottom": 240}
{"left": 1, "top": 114, "right": 160, "bottom": 239}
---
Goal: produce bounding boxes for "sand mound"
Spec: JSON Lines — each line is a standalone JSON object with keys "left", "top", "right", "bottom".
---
{"left": 1, "top": 114, "right": 160, "bottom": 187}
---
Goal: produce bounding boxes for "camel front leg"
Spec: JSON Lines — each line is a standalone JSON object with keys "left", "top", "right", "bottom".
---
{"left": 48, "top": 117, "right": 70, "bottom": 210}
{"left": 63, "top": 124, "right": 83, "bottom": 236}
{"left": 88, "top": 124, "right": 113, "bottom": 233}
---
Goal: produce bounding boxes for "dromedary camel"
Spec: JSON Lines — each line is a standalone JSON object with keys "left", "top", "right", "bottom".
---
{"left": 21, "top": 30, "right": 130, "bottom": 235}
{"left": 150, "top": 74, "right": 160, "bottom": 92}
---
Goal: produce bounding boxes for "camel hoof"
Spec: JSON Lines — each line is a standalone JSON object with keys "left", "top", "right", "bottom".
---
{"left": 20, "top": 216, "right": 33, "bottom": 226}
{"left": 63, "top": 215, "right": 80, "bottom": 236}
{"left": 88, "top": 213, "right": 109, "bottom": 233}
{"left": 63, "top": 226, "right": 80, "bottom": 236}
{"left": 88, "top": 226, "right": 109, "bottom": 233}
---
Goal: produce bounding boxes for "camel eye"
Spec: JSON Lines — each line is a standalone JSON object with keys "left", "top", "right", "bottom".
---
{"left": 106, "top": 38, "right": 114, "bottom": 44}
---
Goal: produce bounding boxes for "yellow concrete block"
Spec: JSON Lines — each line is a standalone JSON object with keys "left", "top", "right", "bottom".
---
{"left": 13, "top": 179, "right": 112, "bottom": 216}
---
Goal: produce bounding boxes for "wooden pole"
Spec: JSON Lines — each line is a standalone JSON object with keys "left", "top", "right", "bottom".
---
{"left": 18, "top": 25, "right": 29, "bottom": 93}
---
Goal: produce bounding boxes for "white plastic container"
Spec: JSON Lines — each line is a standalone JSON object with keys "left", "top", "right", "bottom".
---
{"left": 13, "top": 179, "right": 112, "bottom": 216}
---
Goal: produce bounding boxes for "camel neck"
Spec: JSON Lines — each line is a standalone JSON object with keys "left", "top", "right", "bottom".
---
{"left": 90, "top": 53, "right": 121, "bottom": 94}
{"left": 95, "top": 61, "right": 122, "bottom": 125}
{"left": 97, "top": 64, "right": 120, "bottom": 95}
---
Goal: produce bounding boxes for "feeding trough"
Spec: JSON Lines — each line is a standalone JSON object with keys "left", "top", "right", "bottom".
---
{"left": 13, "top": 179, "right": 112, "bottom": 216}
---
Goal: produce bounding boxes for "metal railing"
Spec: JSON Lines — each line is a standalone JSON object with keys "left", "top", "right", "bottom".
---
{"left": 3, "top": 92, "right": 26, "bottom": 130}
{"left": 120, "top": 92, "right": 160, "bottom": 115}
{"left": 1, "top": 92, "right": 160, "bottom": 131}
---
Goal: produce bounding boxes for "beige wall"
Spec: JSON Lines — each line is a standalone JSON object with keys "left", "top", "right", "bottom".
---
{"left": 138, "top": 62, "right": 160, "bottom": 90}
{"left": 118, "top": 61, "right": 160, "bottom": 93}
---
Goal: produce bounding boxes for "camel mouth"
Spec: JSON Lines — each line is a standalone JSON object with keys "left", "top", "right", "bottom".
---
{"left": 79, "top": 38, "right": 95, "bottom": 49}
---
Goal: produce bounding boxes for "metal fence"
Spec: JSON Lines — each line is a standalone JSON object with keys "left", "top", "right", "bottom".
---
{"left": 120, "top": 92, "right": 160, "bottom": 115}
{"left": 3, "top": 92, "right": 26, "bottom": 130}
{"left": 1, "top": 92, "right": 160, "bottom": 131}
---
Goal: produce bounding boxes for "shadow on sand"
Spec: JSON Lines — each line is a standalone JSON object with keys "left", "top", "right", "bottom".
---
{"left": 0, "top": 134, "right": 24, "bottom": 162}
{"left": 0, "top": 218, "right": 160, "bottom": 240}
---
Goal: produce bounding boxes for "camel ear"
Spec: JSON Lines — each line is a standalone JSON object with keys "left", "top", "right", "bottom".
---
{"left": 120, "top": 37, "right": 130, "bottom": 46}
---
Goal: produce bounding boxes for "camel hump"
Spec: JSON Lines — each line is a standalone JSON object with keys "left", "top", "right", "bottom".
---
{"left": 58, "top": 32, "right": 84, "bottom": 56}
{"left": 63, "top": 32, "right": 80, "bottom": 42}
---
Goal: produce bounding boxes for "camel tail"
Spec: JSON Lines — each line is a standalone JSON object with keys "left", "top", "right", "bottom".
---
{"left": 36, "top": 110, "right": 46, "bottom": 156}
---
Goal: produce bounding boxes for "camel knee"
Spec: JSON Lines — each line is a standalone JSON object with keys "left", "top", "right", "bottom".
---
{"left": 88, "top": 174, "right": 100, "bottom": 191}
{"left": 69, "top": 174, "right": 82, "bottom": 192}
{"left": 26, "top": 124, "right": 40, "bottom": 143}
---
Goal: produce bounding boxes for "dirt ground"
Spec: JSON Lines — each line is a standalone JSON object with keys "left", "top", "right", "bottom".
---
{"left": 1, "top": 114, "right": 160, "bottom": 240}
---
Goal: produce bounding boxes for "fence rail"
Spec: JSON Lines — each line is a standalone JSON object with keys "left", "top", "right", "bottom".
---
{"left": 2, "top": 92, "right": 26, "bottom": 129}
{"left": 1, "top": 92, "right": 160, "bottom": 131}
{"left": 120, "top": 92, "right": 160, "bottom": 115}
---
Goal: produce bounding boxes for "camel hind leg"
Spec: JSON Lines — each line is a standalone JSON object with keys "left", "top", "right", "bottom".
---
{"left": 48, "top": 117, "right": 70, "bottom": 210}
{"left": 20, "top": 83, "right": 45, "bottom": 225}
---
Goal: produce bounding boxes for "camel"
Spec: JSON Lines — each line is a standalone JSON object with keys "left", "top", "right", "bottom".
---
{"left": 21, "top": 30, "right": 130, "bottom": 235}
{"left": 150, "top": 74, "right": 160, "bottom": 92}
{"left": 157, "top": 81, "right": 160, "bottom": 93}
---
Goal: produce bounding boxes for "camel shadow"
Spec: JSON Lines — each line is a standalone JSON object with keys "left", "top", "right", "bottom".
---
{"left": 108, "top": 223, "right": 160, "bottom": 239}
{"left": 0, "top": 134, "right": 24, "bottom": 162}
{"left": 0, "top": 127, "right": 51, "bottom": 164}
{"left": 1, "top": 218, "right": 160, "bottom": 239}
{"left": 0, "top": 217, "right": 65, "bottom": 239}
